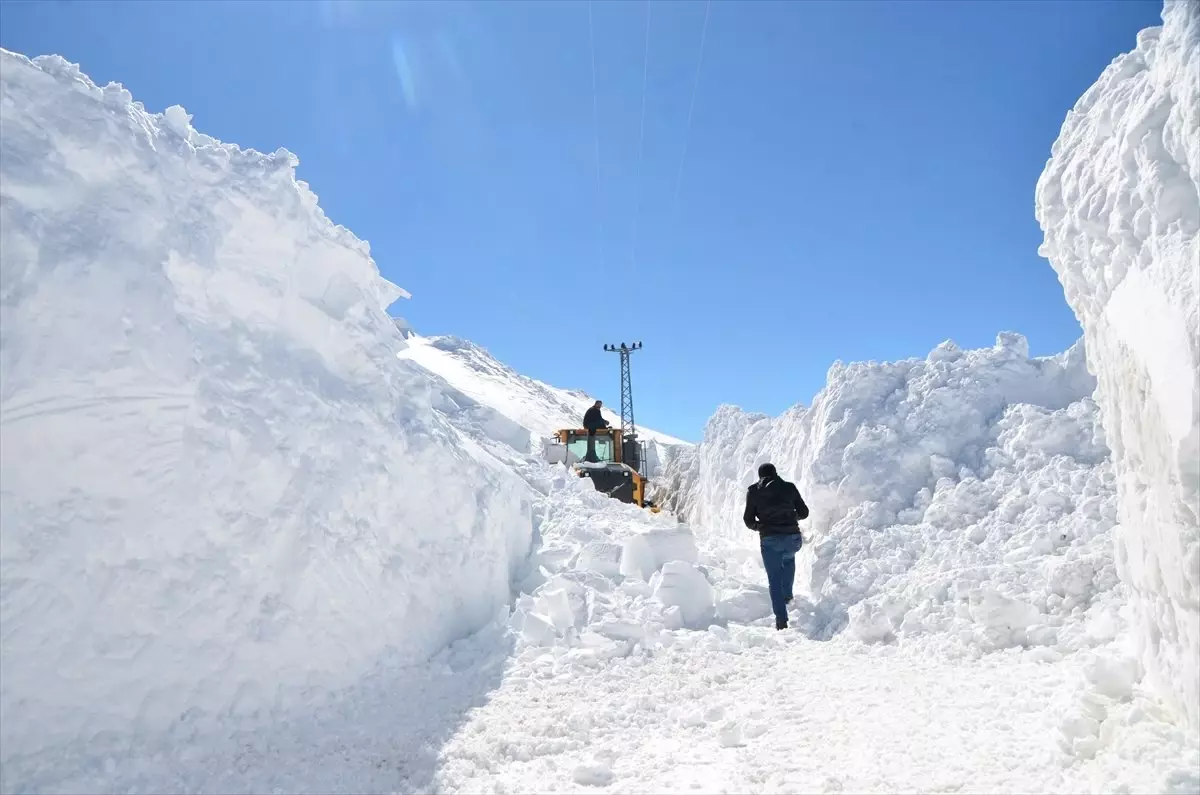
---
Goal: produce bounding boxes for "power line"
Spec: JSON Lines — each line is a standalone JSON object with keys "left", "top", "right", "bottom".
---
{"left": 588, "top": 0, "right": 606, "bottom": 270}
{"left": 670, "top": 0, "right": 712, "bottom": 224}
{"left": 630, "top": 0, "right": 651, "bottom": 273}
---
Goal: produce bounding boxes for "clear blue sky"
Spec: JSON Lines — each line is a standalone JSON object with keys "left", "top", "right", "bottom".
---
{"left": 1, "top": 0, "right": 1165, "bottom": 442}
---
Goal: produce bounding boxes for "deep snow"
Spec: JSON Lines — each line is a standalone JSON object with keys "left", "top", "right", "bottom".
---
{"left": 0, "top": 48, "right": 535, "bottom": 775}
{"left": 661, "top": 335, "right": 1127, "bottom": 659}
{"left": 2, "top": 2, "right": 1199, "bottom": 790}
{"left": 1035, "top": 0, "right": 1200, "bottom": 730}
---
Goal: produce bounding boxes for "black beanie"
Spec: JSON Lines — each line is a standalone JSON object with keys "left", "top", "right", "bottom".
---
{"left": 758, "top": 463, "right": 777, "bottom": 478}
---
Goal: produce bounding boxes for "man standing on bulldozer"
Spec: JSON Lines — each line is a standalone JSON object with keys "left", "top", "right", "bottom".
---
{"left": 582, "top": 400, "right": 610, "bottom": 463}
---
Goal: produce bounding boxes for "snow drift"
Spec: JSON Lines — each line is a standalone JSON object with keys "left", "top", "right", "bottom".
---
{"left": 0, "top": 49, "right": 534, "bottom": 767}
{"left": 662, "top": 335, "right": 1125, "bottom": 656}
{"left": 1035, "top": 0, "right": 1199, "bottom": 729}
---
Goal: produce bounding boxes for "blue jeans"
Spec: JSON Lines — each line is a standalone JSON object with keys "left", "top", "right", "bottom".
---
{"left": 760, "top": 533, "right": 802, "bottom": 624}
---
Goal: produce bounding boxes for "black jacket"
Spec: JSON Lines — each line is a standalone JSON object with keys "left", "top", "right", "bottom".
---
{"left": 744, "top": 475, "right": 809, "bottom": 535}
{"left": 583, "top": 406, "right": 609, "bottom": 432}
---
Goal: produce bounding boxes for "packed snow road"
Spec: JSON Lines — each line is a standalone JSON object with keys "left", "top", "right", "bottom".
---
{"left": 438, "top": 630, "right": 1063, "bottom": 794}
{"left": 433, "top": 626, "right": 1156, "bottom": 795}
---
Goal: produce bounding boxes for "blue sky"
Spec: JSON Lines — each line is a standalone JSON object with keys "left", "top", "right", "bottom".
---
{"left": 1, "top": 0, "right": 1165, "bottom": 442}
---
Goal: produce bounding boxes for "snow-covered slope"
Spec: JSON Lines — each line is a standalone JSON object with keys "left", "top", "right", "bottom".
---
{"left": 1035, "top": 0, "right": 1199, "bottom": 730}
{"left": 0, "top": 48, "right": 534, "bottom": 771}
{"left": 395, "top": 329, "right": 689, "bottom": 475}
{"left": 662, "top": 334, "right": 1126, "bottom": 657}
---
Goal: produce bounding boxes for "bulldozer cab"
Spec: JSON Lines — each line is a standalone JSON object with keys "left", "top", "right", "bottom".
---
{"left": 547, "top": 427, "right": 655, "bottom": 510}
{"left": 552, "top": 427, "right": 623, "bottom": 465}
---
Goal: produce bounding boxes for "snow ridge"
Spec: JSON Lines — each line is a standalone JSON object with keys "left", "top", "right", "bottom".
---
{"left": 1035, "top": 0, "right": 1200, "bottom": 729}
{"left": 0, "top": 48, "right": 534, "bottom": 775}
{"left": 662, "top": 334, "right": 1125, "bottom": 656}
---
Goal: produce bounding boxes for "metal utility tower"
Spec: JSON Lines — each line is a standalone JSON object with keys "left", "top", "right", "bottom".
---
{"left": 603, "top": 341, "right": 642, "bottom": 468}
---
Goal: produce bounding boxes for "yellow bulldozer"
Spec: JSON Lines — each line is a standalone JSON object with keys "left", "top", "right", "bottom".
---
{"left": 544, "top": 427, "right": 659, "bottom": 511}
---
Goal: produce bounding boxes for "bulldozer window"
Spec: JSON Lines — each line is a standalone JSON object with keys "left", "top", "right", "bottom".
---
{"left": 567, "top": 434, "right": 614, "bottom": 463}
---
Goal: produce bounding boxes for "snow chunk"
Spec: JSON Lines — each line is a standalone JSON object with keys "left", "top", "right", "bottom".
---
{"left": 163, "top": 104, "right": 192, "bottom": 138}
{"left": 577, "top": 540, "right": 625, "bottom": 579}
{"left": 715, "top": 584, "right": 774, "bottom": 624}
{"left": 619, "top": 527, "right": 700, "bottom": 581}
{"left": 572, "top": 762, "right": 615, "bottom": 786}
{"left": 650, "top": 560, "right": 716, "bottom": 629}
{"left": 0, "top": 48, "right": 534, "bottom": 770}
{"left": 717, "top": 720, "right": 746, "bottom": 747}
{"left": 1034, "top": 0, "right": 1200, "bottom": 729}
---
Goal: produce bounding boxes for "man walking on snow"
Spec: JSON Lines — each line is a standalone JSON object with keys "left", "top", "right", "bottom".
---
{"left": 743, "top": 463, "right": 810, "bottom": 630}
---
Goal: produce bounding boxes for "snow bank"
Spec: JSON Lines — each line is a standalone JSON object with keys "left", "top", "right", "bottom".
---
{"left": 0, "top": 49, "right": 534, "bottom": 770}
{"left": 1035, "top": 0, "right": 1199, "bottom": 729}
{"left": 662, "top": 335, "right": 1125, "bottom": 656}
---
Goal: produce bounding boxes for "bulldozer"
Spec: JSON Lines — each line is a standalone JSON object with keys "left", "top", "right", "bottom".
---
{"left": 543, "top": 426, "right": 659, "bottom": 511}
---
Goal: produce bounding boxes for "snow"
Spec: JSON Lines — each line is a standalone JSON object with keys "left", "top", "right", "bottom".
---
{"left": 433, "top": 636, "right": 1199, "bottom": 794}
{"left": 433, "top": 471, "right": 1199, "bottom": 795}
{"left": 0, "top": 47, "right": 535, "bottom": 781}
{"left": 3, "top": 12, "right": 1200, "bottom": 793}
{"left": 1035, "top": 0, "right": 1200, "bottom": 730}
{"left": 661, "top": 334, "right": 1126, "bottom": 658}
{"left": 396, "top": 331, "right": 689, "bottom": 477}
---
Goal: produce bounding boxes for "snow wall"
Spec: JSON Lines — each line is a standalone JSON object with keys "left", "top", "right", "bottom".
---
{"left": 661, "top": 334, "right": 1128, "bottom": 657}
{"left": 0, "top": 49, "right": 534, "bottom": 765}
{"left": 1035, "top": 0, "right": 1200, "bottom": 729}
